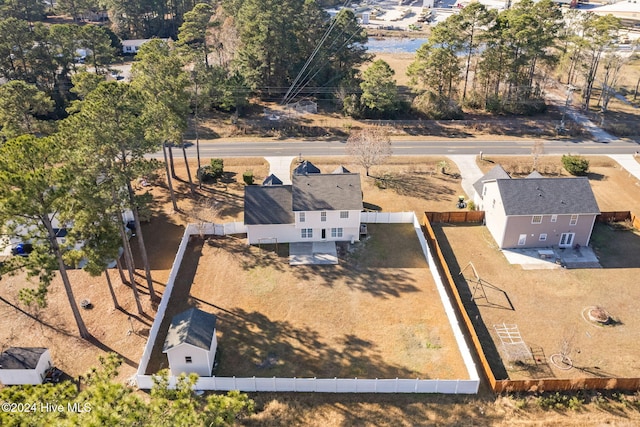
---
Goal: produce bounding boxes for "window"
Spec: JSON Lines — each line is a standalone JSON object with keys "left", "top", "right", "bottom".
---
{"left": 331, "top": 228, "right": 343, "bottom": 238}
{"left": 185, "top": 356, "right": 192, "bottom": 364}
{"left": 299, "top": 212, "right": 305, "bottom": 223}
{"left": 301, "top": 228, "right": 313, "bottom": 238}
{"left": 531, "top": 215, "right": 543, "bottom": 224}
{"left": 483, "top": 186, "right": 487, "bottom": 196}
{"left": 518, "top": 234, "right": 527, "bottom": 246}
{"left": 551, "top": 214, "right": 557, "bottom": 223}
{"left": 569, "top": 214, "right": 578, "bottom": 226}
{"left": 321, "top": 211, "right": 327, "bottom": 222}
{"left": 340, "top": 211, "right": 349, "bottom": 219}
{"left": 539, "top": 233, "right": 547, "bottom": 241}
{"left": 492, "top": 199, "right": 496, "bottom": 208}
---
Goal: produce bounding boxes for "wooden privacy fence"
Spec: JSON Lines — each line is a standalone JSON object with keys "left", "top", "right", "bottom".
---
{"left": 422, "top": 212, "right": 640, "bottom": 393}
{"left": 424, "top": 211, "right": 485, "bottom": 224}
{"left": 596, "top": 211, "right": 640, "bottom": 229}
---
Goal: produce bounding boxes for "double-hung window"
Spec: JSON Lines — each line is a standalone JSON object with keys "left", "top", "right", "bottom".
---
{"left": 301, "top": 228, "right": 313, "bottom": 238}
{"left": 331, "top": 228, "right": 343, "bottom": 238}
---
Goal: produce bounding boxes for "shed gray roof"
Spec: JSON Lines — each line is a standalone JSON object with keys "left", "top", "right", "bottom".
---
{"left": 496, "top": 177, "right": 600, "bottom": 216}
{"left": 473, "top": 165, "right": 511, "bottom": 197}
{"left": 293, "top": 160, "right": 320, "bottom": 175}
{"left": 292, "top": 173, "right": 363, "bottom": 211}
{"left": 0, "top": 347, "right": 48, "bottom": 370}
{"left": 244, "top": 185, "right": 294, "bottom": 225}
{"left": 262, "top": 174, "right": 283, "bottom": 186}
{"left": 163, "top": 308, "right": 217, "bottom": 352}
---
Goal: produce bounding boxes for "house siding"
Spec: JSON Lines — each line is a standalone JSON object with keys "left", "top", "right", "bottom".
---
{"left": 501, "top": 214, "right": 597, "bottom": 249}
{"left": 166, "top": 343, "right": 213, "bottom": 377}
{"left": 247, "top": 223, "right": 359, "bottom": 244}
{"left": 482, "top": 182, "right": 508, "bottom": 247}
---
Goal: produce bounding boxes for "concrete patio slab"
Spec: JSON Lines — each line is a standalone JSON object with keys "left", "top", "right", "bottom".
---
{"left": 502, "top": 246, "right": 601, "bottom": 270}
{"left": 289, "top": 241, "right": 338, "bottom": 265}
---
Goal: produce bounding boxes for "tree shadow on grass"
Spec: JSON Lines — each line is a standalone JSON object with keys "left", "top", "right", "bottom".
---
{"left": 202, "top": 306, "right": 427, "bottom": 379}
{"left": 431, "top": 224, "right": 510, "bottom": 381}
{"left": 144, "top": 238, "right": 203, "bottom": 374}
{"left": 374, "top": 172, "right": 459, "bottom": 201}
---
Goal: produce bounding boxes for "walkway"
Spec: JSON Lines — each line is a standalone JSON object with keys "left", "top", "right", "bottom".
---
{"left": 264, "top": 156, "right": 296, "bottom": 185}
{"left": 447, "top": 155, "right": 484, "bottom": 199}
{"left": 608, "top": 154, "right": 640, "bottom": 181}
{"left": 546, "top": 91, "right": 618, "bottom": 143}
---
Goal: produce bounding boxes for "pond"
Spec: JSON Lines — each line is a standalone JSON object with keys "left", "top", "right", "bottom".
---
{"left": 365, "top": 37, "right": 428, "bottom": 53}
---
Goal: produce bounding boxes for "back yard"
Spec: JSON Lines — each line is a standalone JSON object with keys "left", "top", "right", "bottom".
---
{"left": 145, "top": 223, "right": 469, "bottom": 380}
{"left": 434, "top": 222, "right": 640, "bottom": 381}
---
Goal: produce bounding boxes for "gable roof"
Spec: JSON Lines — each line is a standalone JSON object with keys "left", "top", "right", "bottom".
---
{"left": 332, "top": 165, "right": 351, "bottom": 174}
{"left": 244, "top": 185, "right": 294, "bottom": 225}
{"left": 473, "top": 165, "right": 511, "bottom": 196}
{"left": 262, "top": 174, "right": 283, "bottom": 186}
{"left": 292, "top": 173, "right": 363, "bottom": 211}
{"left": 496, "top": 177, "right": 600, "bottom": 216}
{"left": 526, "top": 171, "right": 544, "bottom": 179}
{"left": 163, "top": 308, "right": 217, "bottom": 352}
{"left": 0, "top": 347, "right": 48, "bottom": 370}
{"left": 293, "top": 160, "right": 320, "bottom": 175}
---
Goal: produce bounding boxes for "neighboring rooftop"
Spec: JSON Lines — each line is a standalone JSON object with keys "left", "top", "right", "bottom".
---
{"left": 163, "top": 308, "right": 217, "bottom": 352}
{"left": 0, "top": 347, "right": 48, "bottom": 370}
{"left": 292, "top": 173, "right": 363, "bottom": 212}
{"left": 496, "top": 177, "right": 600, "bottom": 216}
{"left": 332, "top": 165, "right": 351, "bottom": 174}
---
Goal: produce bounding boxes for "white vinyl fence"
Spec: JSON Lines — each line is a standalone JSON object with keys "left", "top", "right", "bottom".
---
{"left": 360, "top": 211, "right": 414, "bottom": 223}
{"left": 136, "top": 215, "right": 480, "bottom": 394}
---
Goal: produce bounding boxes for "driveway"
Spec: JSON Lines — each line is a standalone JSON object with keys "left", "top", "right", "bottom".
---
{"left": 264, "top": 156, "right": 295, "bottom": 185}
{"left": 608, "top": 154, "right": 640, "bottom": 181}
{"left": 447, "top": 155, "right": 484, "bottom": 200}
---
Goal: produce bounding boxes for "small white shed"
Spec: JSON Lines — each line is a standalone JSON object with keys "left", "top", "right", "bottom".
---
{"left": 163, "top": 308, "right": 218, "bottom": 377}
{"left": 0, "top": 347, "right": 53, "bottom": 385}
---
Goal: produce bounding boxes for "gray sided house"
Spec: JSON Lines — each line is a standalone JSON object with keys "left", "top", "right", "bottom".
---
{"left": 244, "top": 162, "right": 363, "bottom": 245}
{"left": 163, "top": 308, "right": 218, "bottom": 377}
{"left": 474, "top": 166, "right": 600, "bottom": 249}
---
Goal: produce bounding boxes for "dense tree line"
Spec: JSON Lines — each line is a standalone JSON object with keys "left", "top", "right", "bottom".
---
{"left": 407, "top": 0, "right": 623, "bottom": 118}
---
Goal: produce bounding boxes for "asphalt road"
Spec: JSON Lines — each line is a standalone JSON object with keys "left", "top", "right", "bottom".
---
{"left": 154, "top": 137, "right": 640, "bottom": 159}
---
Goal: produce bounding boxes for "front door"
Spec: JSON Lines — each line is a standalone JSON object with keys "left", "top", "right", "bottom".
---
{"left": 321, "top": 229, "right": 326, "bottom": 239}
{"left": 559, "top": 233, "right": 575, "bottom": 248}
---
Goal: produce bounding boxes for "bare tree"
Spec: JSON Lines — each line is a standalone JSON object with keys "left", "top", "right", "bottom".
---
{"left": 346, "top": 127, "right": 392, "bottom": 176}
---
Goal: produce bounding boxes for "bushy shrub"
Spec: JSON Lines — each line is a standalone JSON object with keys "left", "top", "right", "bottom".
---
{"left": 242, "top": 170, "right": 254, "bottom": 185}
{"left": 210, "top": 158, "right": 224, "bottom": 179}
{"left": 197, "top": 166, "right": 215, "bottom": 183}
{"left": 562, "top": 155, "right": 589, "bottom": 176}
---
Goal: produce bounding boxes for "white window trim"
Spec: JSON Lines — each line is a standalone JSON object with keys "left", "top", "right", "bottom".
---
{"left": 301, "top": 228, "right": 313, "bottom": 238}
{"left": 299, "top": 212, "right": 305, "bottom": 223}
{"left": 569, "top": 214, "right": 578, "bottom": 226}
{"left": 539, "top": 233, "right": 547, "bottom": 241}
{"left": 550, "top": 214, "right": 557, "bottom": 223}
{"left": 331, "top": 228, "right": 343, "bottom": 238}
{"left": 340, "top": 211, "right": 349, "bottom": 219}
{"left": 518, "top": 234, "right": 526, "bottom": 246}
{"left": 321, "top": 211, "right": 327, "bottom": 222}
{"left": 531, "top": 215, "right": 543, "bottom": 224}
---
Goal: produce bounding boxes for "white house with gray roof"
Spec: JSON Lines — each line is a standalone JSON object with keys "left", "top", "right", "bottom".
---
{"left": 163, "top": 308, "right": 218, "bottom": 377}
{"left": 0, "top": 347, "right": 52, "bottom": 385}
{"left": 474, "top": 167, "right": 600, "bottom": 249}
{"left": 244, "top": 162, "right": 362, "bottom": 245}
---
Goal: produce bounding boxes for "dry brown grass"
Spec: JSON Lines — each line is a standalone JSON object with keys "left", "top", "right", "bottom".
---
{"left": 145, "top": 223, "right": 468, "bottom": 380}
